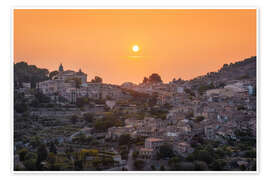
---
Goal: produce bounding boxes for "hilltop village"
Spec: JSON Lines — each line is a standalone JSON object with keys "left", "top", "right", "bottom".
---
{"left": 14, "top": 56, "right": 256, "bottom": 171}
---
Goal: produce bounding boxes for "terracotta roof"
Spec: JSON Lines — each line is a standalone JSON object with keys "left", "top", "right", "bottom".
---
{"left": 140, "top": 148, "right": 154, "bottom": 152}
{"left": 146, "top": 137, "right": 163, "bottom": 142}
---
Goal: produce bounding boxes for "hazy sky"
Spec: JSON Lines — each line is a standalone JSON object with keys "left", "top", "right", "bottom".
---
{"left": 14, "top": 9, "right": 256, "bottom": 85}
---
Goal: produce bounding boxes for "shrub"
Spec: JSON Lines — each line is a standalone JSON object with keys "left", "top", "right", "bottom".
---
{"left": 210, "top": 159, "right": 226, "bottom": 170}
{"left": 195, "top": 116, "right": 205, "bottom": 122}
{"left": 83, "top": 113, "right": 94, "bottom": 123}
{"left": 18, "top": 148, "right": 28, "bottom": 162}
{"left": 15, "top": 103, "right": 28, "bottom": 113}
{"left": 178, "top": 162, "right": 195, "bottom": 171}
{"left": 193, "top": 150, "right": 213, "bottom": 164}
{"left": 134, "top": 160, "right": 145, "bottom": 170}
{"left": 194, "top": 161, "right": 208, "bottom": 170}
{"left": 157, "top": 144, "right": 174, "bottom": 159}
{"left": 23, "top": 158, "right": 36, "bottom": 170}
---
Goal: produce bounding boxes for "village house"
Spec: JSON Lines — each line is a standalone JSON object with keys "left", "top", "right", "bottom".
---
{"left": 204, "top": 125, "right": 216, "bottom": 140}
{"left": 55, "top": 64, "right": 87, "bottom": 84}
{"left": 106, "top": 127, "right": 132, "bottom": 140}
{"left": 139, "top": 148, "right": 154, "bottom": 159}
{"left": 145, "top": 137, "right": 163, "bottom": 150}
{"left": 37, "top": 64, "right": 126, "bottom": 103}
{"left": 173, "top": 142, "right": 194, "bottom": 157}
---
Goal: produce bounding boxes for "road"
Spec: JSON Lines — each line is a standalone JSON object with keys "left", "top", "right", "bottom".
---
{"left": 105, "top": 147, "right": 134, "bottom": 171}
{"left": 126, "top": 148, "right": 134, "bottom": 171}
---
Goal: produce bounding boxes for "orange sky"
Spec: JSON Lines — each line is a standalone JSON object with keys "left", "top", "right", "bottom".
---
{"left": 14, "top": 9, "right": 256, "bottom": 85}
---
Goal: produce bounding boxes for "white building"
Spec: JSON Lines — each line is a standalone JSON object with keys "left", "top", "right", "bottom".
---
{"left": 145, "top": 137, "right": 163, "bottom": 149}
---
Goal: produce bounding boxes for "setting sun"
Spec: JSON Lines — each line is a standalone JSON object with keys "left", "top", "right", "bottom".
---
{"left": 14, "top": 9, "right": 256, "bottom": 84}
{"left": 132, "top": 45, "right": 140, "bottom": 52}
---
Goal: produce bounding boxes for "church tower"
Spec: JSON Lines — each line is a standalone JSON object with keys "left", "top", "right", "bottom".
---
{"left": 59, "top": 63, "right": 64, "bottom": 72}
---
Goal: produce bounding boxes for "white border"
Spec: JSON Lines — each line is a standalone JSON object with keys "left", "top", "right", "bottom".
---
{"left": 11, "top": 7, "right": 259, "bottom": 175}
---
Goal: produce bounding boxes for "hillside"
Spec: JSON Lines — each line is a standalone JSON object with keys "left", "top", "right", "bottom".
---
{"left": 14, "top": 62, "right": 49, "bottom": 88}
{"left": 187, "top": 56, "right": 256, "bottom": 88}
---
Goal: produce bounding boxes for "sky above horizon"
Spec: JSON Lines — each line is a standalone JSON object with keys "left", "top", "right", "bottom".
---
{"left": 14, "top": 9, "right": 256, "bottom": 85}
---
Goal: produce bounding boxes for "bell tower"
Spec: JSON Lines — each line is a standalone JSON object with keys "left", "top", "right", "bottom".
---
{"left": 59, "top": 63, "right": 64, "bottom": 72}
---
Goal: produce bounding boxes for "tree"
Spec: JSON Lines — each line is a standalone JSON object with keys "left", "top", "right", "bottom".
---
{"left": 22, "top": 152, "right": 37, "bottom": 170}
{"left": 29, "top": 136, "right": 41, "bottom": 149}
{"left": 49, "top": 142, "right": 57, "bottom": 154}
{"left": 91, "top": 76, "right": 103, "bottom": 83}
{"left": 195, "top": 116, "right": 205, "bottom": 122}
{"left": 210, "top": 159, "right": 226, "bottom": 170}
{"left": 74, "top": 159, "right": 83, "bottom": 170}
{"left": 132, "top": 151, "right": 139, "bottom": 160}
{"left": 198, "top": 84, "right": 215, "bottom": 94}
{"left": 36, "top": 144, "right": 48, "bottom": 169}
{"left": 70, "top": 115, "right": 79, "bottom": 124}
{"left": 168, "top": 156, "right": 182, "bottom": 170}
{"left": 14, "top": 61, "right": 49, "bottom": 88}
{"left": 119, "top": 134, "right": 131, "bottom": 146}
{"left": 142, "top": 77, "right": 149, "bottom": 84}
{"left": 76, "top": 97, "right": 89, "bottom": 108}
{"left": 148, "top": 73, "right": 162, "bottom": 83}
{"left": 101, "top": 157, "right": 114, "bottom": 167}
{"left": 148, "top": 94, "right": 157, "bottom": 107}
{"left": 160, "top": 165, "right": 165, "bottom": 171}
{"left": 193, "top": 150, "right": 213, "bottom": 164}
{"left": 34, "top": 91, "right": 51, "bottom": 104}
{"left": 157, "top": 144, "right": 174, "bottom": 159}
{"left": 134, "top": 160, "right": 145, "bottom": 170}
{"left": 185, "top": 111, "right": 194, "bottom": 119}
{"left": 194, "top": 161, "right": 208, "bottom": 170}
{"left": 15, "top": 102, "right": 28, "bottom": 113}
{"left": 49, "top": 70, "right": 59, "bottom": 80}
{"left": 19, "top": 148, "right": 28, "bottom": 162}
{"left": 94, "top": 112, "right": 120, "bottom": 132}
{"left": 178, "top": 162, "right": 195, "bottom": 171}
{"left": 184, "top": 88, "right": 195, "bottom": 96}
{"left": 47, "top": 152, "right": 56, "bottom": 169}
{"left": 83, "top": 113, "right": 94, "bottom": 123}
{"left": 24, "top": 152, "right": 37, "bottom": 161}
{"left": 73, "top": 78, "right": 82, "bottom": 88}
{"left": 23, "top": 158, "right": 37, "bottom": 170}
{"left": 244, "top": 149, "right": 256, "bottom": 158}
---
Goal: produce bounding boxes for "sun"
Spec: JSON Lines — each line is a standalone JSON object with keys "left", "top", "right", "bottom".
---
{"left": 132, "top": 45, "right": 140, "bottom": 52}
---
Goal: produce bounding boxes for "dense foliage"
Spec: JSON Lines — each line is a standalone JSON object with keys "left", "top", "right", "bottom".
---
{"left": 14, "top": 61, "right": 49, "bottom": 88}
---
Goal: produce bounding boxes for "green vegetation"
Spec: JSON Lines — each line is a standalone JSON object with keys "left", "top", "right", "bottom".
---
{"left": 18, "top": 148, "right": 28, "bottom": 162}
{"left": 76, "top": 97, "right": 89, "bottom": 108}
{"left": 70, "top": 114, "right": 79, "bottom": 124}
{"left": 83, "top": 113, "right": 94, "bottom": 123}
{"left": 184, "top": 88, "right": 195, "bottom": 96}
{"left": 15, "top": 102, "right": 28, "bottom": 113}
{"left": 118, "top": 134, "right": 131, "bottom": 146}
{"left": 14, "top": 61, "right": 49, "bottom": 88}
{"left": 157, "top": 144, "right": 174, "bottom": 159}
{"left": 91, "top": 76, "right": 103, "bottom": 83}
{"left": 149, "top": 107, "right": 168, "bottom": 120}
{"left": 142, "top": 73, "right": 163, "bottom": 84}
{"left": 198, "top": 83, "right": 215, "bottom": 95}
{"left": 195, "top": 116, "right": 205, "bottom": 122}
{"left": 134, "top": 160, "right": 145, "bottom": 170}
{"left": 94, "top": 112, "right": 123, "bottom": 132}
{"left": 185, "top": 111, "right": 194, "bottom": 119}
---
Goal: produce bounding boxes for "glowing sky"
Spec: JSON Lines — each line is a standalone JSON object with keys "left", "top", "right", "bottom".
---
{"left": 14, "top": 9, "right": 256, "bottom": 84}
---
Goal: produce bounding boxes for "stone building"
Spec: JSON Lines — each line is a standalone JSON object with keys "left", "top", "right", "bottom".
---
{"left": 55, "top": 64, "right": 87, "bottom": 84}
{"left": 145, "top": 137, "right": 163, "bottom": 149}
